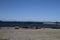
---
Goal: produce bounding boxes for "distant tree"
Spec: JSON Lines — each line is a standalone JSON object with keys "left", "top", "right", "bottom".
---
{"left": 0, "top": 20, "right": 2, "bottom": 22}
{"left": 56, "top": 21, "right": 58, "bottom": 25}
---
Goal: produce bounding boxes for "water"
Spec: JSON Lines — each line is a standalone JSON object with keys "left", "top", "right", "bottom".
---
{"left": 0, "top": 22, "right": 60, "bottom": 28}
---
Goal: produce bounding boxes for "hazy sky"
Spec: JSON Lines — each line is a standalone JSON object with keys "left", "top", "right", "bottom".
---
{"left": 0, "top": 0, "right": 60, "bottom": 22}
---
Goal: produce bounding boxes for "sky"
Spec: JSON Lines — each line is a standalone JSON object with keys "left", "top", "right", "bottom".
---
{"left": 0, "top": 0, "right": 60, "bottom": 22}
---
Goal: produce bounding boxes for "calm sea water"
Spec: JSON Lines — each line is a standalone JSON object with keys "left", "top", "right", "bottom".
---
{"left": 0, "top": 22, "right": 60, "bottom": 28}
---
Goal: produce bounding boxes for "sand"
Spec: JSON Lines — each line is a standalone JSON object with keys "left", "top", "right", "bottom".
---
{"left": 0, "top": 27, "right": 60, "bottom": 40}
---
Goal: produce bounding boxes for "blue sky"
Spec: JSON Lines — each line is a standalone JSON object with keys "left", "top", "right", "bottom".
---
{"left": 0, "top": 0, "right": 60, "bottom": 22}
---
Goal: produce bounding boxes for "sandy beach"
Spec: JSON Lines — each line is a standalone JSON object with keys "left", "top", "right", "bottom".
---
{"left": 0, "top": 28, "right": 60, "bottom": 40}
